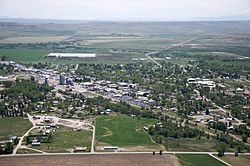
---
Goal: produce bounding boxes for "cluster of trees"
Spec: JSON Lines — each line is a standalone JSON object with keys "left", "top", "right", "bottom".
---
{"left": 0, "top": 63, "right": 14, "bottom": 75}
{"left": 0, "top": 142, "right": 14, "bottom": 155}
{"left": 0, "top": 79, "right": 52, "bottom": 117}
{"left": 148, "top": 120, "right": 204, "bottom": 139}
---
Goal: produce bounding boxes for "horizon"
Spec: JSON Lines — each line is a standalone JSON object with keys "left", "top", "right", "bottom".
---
{"left": 0, "top": 0, "right": 250, "bottom": 22}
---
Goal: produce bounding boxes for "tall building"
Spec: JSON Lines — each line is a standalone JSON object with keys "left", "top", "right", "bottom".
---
{"left": 59, "top": 74, "right": 65, "bottom": 85}
{"left": 44, "top": 77, "right": 49, "bottom": 85}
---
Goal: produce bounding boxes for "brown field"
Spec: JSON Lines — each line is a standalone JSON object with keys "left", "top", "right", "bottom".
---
{"left": 0, "top": 154, "right": 180, "bottom": 166}
{"left": 222, "top": 155, "right": 250, "bottom": 166}
{"left": 0, "top": 36, "right": 67, "bottom": 43}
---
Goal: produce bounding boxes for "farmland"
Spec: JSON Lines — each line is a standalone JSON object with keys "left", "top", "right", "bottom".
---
{"left": 0, "top": 117, "right": 32, "bottom": 141}
{"left": 95, "top": 114, "right": 162, "bottom": 150}
{"left": 0, "top": 21, "right": 249, "bottom": 64}
{"left": 0, "top": 154, "right": 180, "bottom": 166}
{"left": 0, "top": 49, "right": 48, "bottom": 62}
{"left": 177, "top": 154, "right": 226, "bottom": 166}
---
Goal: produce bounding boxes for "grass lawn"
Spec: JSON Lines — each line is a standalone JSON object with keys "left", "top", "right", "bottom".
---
{"left": 0, "top": 117, "right": 32, "bottom": 141}
{"left": 0, "top": 49, "right": 48, "bottom": 62}
{"left": 96, "top": 114, "right": 159, "bottom": 147}
{"left": 177, "top": 154, "right": 226, "bottom": 166}
{"left": 221, "top": 155, "right": 250, "bottom": 166}
{"left": 33, "top": 127, "right": 92, "bottom": 153}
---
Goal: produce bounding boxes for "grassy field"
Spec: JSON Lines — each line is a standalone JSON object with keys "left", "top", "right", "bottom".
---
{"left": 177, "top": 154, "right": 226, "bottom": 166}
{"left": 165, "top": 137, "right": 234, "bottom": 152}
{"left": 33, "top": 126, "right": 92, "bottom": 153}
{"left": 221, "top": 155, "right": 250, "bottom": 166}
{"left": 0, "top": 49, "right": 48, "bottom": 62}
{"left": 0, "top": 117, "right": 32, "bottom": 141}
{"left": 96, "top": 114, "right": 159, "bottom": 148}
{"left": 0, "top": 48, "right": 145, "bottom": 64}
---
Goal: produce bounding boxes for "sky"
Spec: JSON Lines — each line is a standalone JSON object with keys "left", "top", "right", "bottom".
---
{"left": 0, "top": 0, "right": 250, "bottom": 21}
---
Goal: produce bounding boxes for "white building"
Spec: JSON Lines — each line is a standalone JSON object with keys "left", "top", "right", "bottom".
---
{"left": 47, "top": 53, "right": 96, "bottom": 58}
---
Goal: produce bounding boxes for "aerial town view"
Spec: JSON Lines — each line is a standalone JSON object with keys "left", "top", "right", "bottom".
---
{"left": 0, "top": 0, "right": 250, "bottom": 166}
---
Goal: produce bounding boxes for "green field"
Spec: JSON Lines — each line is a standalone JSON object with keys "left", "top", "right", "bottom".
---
{"left": 96, "top": 114, "right": 160, "bottom": 148}
{"left": 0, "top": 48, "right": 145, "bottom": 64}
{"left": 165, "top": 137, "right": 234, "bottom": 152}
{"left": 0, "top": 117, "right": 32, "bottom": 141}
{"left": 33, "top": 126, "right": 92, "bottom": 153}
{"left": 0, "top": 49, "right": 48, "bottom": 62}
{"left": 177, "top": 154, "right": 226, "bottom": 166}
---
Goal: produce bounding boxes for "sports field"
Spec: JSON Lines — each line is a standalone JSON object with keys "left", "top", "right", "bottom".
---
{"left": 96, "top": 114, "right": 162, "bottom": 150}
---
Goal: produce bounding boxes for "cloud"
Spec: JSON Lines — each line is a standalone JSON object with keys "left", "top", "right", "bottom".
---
{"left": 0, "top": 0, "right": 250, "bottom": 20}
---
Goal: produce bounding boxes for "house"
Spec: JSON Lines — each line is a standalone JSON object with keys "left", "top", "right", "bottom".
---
{"left": 74, "top": 147, "right": 87, "bottom": 152}
{"left": 103, "top": 146, "right": 118, "bottom": 151}
{"left": 31, "top": 140, "right": 41, "bottom": 146}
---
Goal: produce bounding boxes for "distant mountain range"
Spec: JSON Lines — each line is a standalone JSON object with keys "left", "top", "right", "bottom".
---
{"left": 0, "top": 16, "right": 249, "bottom": 24}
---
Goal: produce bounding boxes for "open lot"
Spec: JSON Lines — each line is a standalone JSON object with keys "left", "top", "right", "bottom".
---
{"left": 96, "top": 114, "right": 162, "bottom": 151}
{"left": 177, "top": 154, "right": 226, "bottom": 166}
{"left": 32, "top": 126, "right": 92, "bottom": 153}
{"left": 0, "top": 117, "right": 32, "bottom": 141}
{"left": 0, "top": 154, "right": 180, "bottom": 166}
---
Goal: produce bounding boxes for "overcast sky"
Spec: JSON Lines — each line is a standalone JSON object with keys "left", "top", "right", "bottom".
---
{"left": 0, "top": 0, "right": 250, "bottom": 21}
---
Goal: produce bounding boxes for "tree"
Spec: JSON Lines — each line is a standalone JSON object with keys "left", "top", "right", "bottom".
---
{"left": 1, "top": 55, "right": 7, "bottom": 61}
{"left": 242, "top": 134, "right": 248, "bottom": 143}
{"left": 5, "top": 142, "right": 14, "bottom": 154}
{"left": 216, "top": 143, "right": 226, "bottom": 157}
{"left": 205, "top": 108, "right": 209, "bottom": 115}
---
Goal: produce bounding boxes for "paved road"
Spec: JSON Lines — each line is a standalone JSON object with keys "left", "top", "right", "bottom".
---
{"left": 3, "top": 151, "right": 250, "bottom": 157}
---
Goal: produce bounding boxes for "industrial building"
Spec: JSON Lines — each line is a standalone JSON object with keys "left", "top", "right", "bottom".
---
{"left": 47, "top": 53, "right": 96, "bottom": 58}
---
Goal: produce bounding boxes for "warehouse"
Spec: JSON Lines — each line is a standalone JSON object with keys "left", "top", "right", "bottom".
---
{"left": 47, "top": 53, "right": 96, "bottom": 58}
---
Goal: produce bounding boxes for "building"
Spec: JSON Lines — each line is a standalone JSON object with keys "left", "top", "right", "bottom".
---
{"left": 59, "top": 74, "right": 65, "bottom": 85}
{"left": 103, "top": 146, "right": 118, "bottom": 151}
{"left": 44, "top": 77, "right": 49, "bottom": 85}
{"left": 47, "top": 53, "right": 96, "bottom": 58}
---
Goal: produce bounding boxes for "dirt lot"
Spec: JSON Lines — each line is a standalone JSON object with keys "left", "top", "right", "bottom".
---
{"left": 0, "top": 154, "right": 180, "bottom": 166}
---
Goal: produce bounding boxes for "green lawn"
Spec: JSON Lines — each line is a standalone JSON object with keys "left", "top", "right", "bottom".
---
{"left": 34, "top": 127, "right": 92, "bottom": 153}
{"left": 0, "top": 49, "right": 48, "bottom": 62}
{"left": 0, "top": 117, "right": 32, "bottom": 141}
{"left": 96, "top": 114, "right": 158, "bottom": 147}
{"left": 177, "top": 154, "right": 226, "bottom": 166}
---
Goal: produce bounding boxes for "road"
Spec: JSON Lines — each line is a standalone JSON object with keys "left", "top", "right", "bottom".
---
{"left": 4, "top": 151, "right": 250, "bottom": 157}
{"left": 90, "top": 124, "right": 95, "bottom": 153}
{"left": 13, "top": 114, "right": 37, "bottom": 154}
{"left": 145, "top": 38, "right": 196, "bottom": 67}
